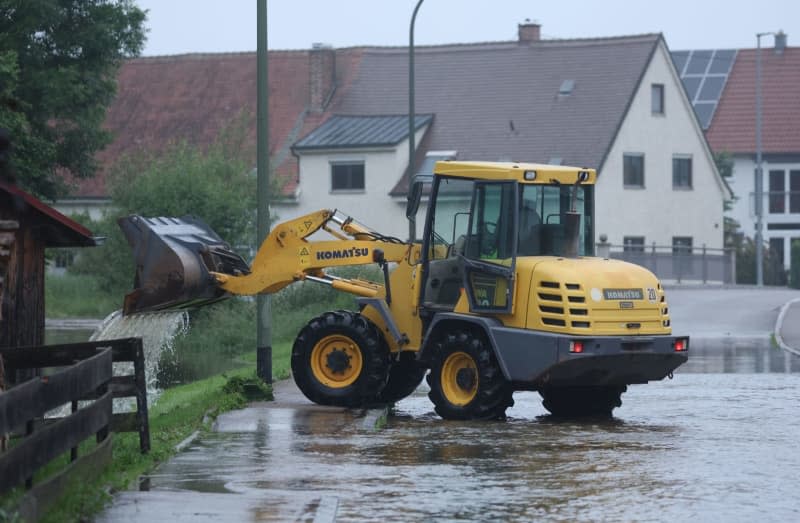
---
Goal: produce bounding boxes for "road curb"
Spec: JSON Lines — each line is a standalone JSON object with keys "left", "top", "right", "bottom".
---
{"left": 774, "top": 298, "right": 800, "bottom": 357}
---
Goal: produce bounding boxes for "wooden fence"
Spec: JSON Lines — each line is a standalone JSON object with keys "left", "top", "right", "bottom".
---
{"left": 0, "top": 345, "right": 112, "bottom": 498}
{"left": 0, "top": 337, "right": 150, "bottom": 503}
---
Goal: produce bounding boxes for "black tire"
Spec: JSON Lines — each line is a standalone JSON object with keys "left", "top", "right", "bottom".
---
{"left": 426, "top": 329, "right": 514, "bottom": 420}
{"left": 378, "top": 352, "right": 427, "bottom": 404}
{"left": 291, "top": 310, "right": 390, "bottom": 407}
{"left": 539, "top": 385, "right": 627, "bottom": 418}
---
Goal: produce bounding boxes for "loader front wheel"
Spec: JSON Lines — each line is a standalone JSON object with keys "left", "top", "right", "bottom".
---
{"left": 539, "top": 385, "right": 627, "bottom": 418}
{"left": 292, "top": 311, "right": 390, "bottom": 407}
{"left": 427, "top": 330, "right": 513, "bottom": 420}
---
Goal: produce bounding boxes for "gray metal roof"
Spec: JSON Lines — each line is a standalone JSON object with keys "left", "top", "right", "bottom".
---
{"left": 293, "top": 114, "right": 433, "bottom": 150}
{"left": 332, "top": 35, "right": 661, "bottom": 183}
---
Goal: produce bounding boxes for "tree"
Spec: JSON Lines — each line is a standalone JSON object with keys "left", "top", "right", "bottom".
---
{"left": 0, "top": 0, "right": 145, "bottom": 200}
{"left": 70, "top": 120, "right": 258, "bottom": 296}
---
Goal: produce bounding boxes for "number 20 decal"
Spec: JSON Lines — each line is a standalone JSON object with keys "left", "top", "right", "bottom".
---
{"left": 647, "top": 287, "right": 657, "bottom": 302}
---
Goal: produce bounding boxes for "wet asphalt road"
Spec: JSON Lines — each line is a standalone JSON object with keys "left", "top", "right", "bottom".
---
{"left": 97, "top": 340, "right": 800, "bottom": 523}
{"left": 96, "top": 288, "right": 800, "bottom": 522}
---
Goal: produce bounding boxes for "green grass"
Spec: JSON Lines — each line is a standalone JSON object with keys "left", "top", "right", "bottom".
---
{"left": 44, "top": 273, "right": 120, "bottom": 319}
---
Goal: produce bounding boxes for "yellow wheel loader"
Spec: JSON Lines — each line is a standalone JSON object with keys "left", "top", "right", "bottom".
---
{"left": 119, "top": 161, "right": 688, "bottom": 419}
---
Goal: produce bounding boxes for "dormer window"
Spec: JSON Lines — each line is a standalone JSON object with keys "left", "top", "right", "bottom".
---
{"left": 559, "top": 80, "right": 575, "bottom": 96}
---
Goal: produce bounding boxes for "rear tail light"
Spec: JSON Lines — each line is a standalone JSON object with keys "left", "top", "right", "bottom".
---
{"left": 570, "top": 341, "right": 584, "bottom": 353}
{"left": 673, "top": 339, "right": 687, "bottom": 352}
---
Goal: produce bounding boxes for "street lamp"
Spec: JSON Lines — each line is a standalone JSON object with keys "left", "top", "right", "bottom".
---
{"left": 256, "top": 0, "right": 272, "bottom": 382}
{"left": 755, "top": 31, "right": 775, "bottom": 287}
{"left": 408, "top": 0, "right": 424, "bottom": 242}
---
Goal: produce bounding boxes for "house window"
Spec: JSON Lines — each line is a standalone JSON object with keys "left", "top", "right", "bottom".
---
{"left": 623, "top": 236, "right": 645, "bottom": 252}
{"left": 651, "top": 84, "right": 665, "bottom": 114}
{"left": 623, "top": 154, "right": 644, "bottom": 187}
{"left": 673, "top": 156, "right": 692, "bottom": 189}
{"left": 331, "top": 162, "right": 365, "bottom": 191}
{"left": 672, "top": 236, "right": 693, "bottom": 254}
{"left": 769, "top": 169, "right": 785, "bottom": 213}
{"left": 791, "top": 170, "right": 800, "bottom": 213}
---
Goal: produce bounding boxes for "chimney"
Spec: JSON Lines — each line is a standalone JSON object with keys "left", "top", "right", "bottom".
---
{"left": 774, "top": 30, "right": 787, "bottom": 55}
{"left": 518, "top": 21, "right": 541, "bottom": 43}
{"left": 309, "top": 43, "right": 335, "bottom": 112}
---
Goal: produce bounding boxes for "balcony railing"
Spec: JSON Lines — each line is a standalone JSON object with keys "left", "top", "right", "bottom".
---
{"left": 600, "top": 243, "right": 735, "bottom": 284}
{"left": 749, "top": 190, "right": 800, "bottom": 215}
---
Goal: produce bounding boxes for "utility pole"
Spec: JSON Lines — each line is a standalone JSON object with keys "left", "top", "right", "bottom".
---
{"left": 407, "top": 0, "right": 424, "bottom": 242}
{"left": 256, "top": 0, "right": 272, "bottom": 382}
{"left": 755, "top": 32, "right": 774, "bottom": 287}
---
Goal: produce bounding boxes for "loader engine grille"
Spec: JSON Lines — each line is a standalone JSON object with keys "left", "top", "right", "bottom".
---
{"left": 537, "top": 281, "right": 588, "bottom": 329}
{"left": 534, "top": 280, "right": 672, "bottom": 335}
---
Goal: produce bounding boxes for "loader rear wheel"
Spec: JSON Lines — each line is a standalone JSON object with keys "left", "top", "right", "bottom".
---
{"left": 292, "top": 311, "right": 390, "bottom": 407}
{"left": 539, "top": 385, "right": 627, "bottom": 418}
{"left": 427, "top": 330, "right": 513, "bottom": 420}
{"left": 378, "top": 352, "right": 427, "bottom": 404}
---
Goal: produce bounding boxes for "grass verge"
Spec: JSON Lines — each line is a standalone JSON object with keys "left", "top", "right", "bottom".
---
{"left": 44, "top": 273, "right": 120, "bottom": 319}
{"left": 1, "top": 342, "right": 292, "bottom": 523}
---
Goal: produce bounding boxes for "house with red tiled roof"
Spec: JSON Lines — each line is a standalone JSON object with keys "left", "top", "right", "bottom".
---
{"left": 61, "top": 23, "right": 732, "bottom": 281}
{"left": 56, "top": 46, "right": 363, "bottom": 219}
{"left": 676, "top": 34, "right": 800, "bottom": 269}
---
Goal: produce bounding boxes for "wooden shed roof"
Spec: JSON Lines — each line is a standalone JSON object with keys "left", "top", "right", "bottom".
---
{"left": 0, "top": 182, "right": 97, "bottom": 247}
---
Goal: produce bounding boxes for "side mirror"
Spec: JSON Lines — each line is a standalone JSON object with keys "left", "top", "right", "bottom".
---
{"left": 406, "top": 174, "right": 432, "bottom": 220}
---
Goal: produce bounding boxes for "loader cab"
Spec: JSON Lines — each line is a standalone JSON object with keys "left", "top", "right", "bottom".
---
{"left": 414, "top": 162, "right": 595, "bottom": 316}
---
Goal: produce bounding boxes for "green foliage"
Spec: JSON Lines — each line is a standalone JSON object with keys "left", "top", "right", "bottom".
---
{"left": 790, "top": 239, "right": 800, "bottom": 289}
{"left": 713, "top": 151, "right": 737, "bottom": 212}
{"left": 734, "top": 236, "right": 787, "bottom": 286}
{"left": 44, "top": 272, "right": 121, "bottom": 318}
{"left": 67, "top": 214, "right": 133, "bottom": 297}
{"left": 0, "top": 0, "right": 146, "bottom": 200}
{"left": 107, "top": 116, "right": 257, "bottom": 248}
{"left": 222, "top": 374, "right": 273, "bottom": 401}
{"left": 68, "top": 121, "right": 257, "bottom": 297}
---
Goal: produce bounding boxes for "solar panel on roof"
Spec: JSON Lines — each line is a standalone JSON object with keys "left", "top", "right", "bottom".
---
{"left": 709, "top": 50, "right": 735, "bottom": 74}
{"left": 674, "top": 49, "right": 737, "bottom": 129}
{"left": 694, "top": 102, "right": 715, "bottom": 128}
{"left": 671, "top": 51, "right": 690, "bottom": 74}
{"left": 682, "top": 76, "right": 703, "bottom": 100}
{"left": 698, "top": 76, "right": 725, "bottom": 101}
{"left": 686, "top": 51, "right": 713, "bottom": 74}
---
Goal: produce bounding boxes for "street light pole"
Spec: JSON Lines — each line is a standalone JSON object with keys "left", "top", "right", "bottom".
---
{"left": 755, "top": 32, "right": 774, "bottom": 287}
{"left": 407, "top": 0, "right": 424, "bottom": 242}
{"left": 256, "top": 0, "right": 272, "bottom": 382}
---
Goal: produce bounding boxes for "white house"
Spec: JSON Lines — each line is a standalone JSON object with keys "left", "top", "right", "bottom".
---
{"left": 684, "top": 37, "right": 800, "bottom": 270}
{"left": 280, "top": 25, "right": 730, "bottom": 263}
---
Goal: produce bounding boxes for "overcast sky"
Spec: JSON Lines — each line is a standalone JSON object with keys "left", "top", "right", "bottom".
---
{"left": 135, "top": 0, "right": 799, "bottom": 55}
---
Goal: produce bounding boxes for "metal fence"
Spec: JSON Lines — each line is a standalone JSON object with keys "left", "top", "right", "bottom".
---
{"left": 600, "top": 243, "right": 736, "bottom": 284}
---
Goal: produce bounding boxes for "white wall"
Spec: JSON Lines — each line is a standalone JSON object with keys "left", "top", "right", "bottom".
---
{"left": 275, "top": 125, "right": 429, "bottom": 240}
{"left": 53, "top": 199, "right": 110, "bottom": 222}
{"left": 596, "top": 41, "right": 728, "bottom": 250}
{"left": 727, "top": 155, "right": 800, "bottom": 267}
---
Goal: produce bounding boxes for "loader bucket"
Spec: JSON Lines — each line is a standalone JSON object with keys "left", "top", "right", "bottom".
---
{"left": 118, "top": 215, "right": 250, "bottom": 315}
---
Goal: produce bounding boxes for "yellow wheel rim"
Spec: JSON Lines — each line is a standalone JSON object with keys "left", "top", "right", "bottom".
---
{"left": 310, "top": 334, "right": 363, "bottom": 388}
{"left": 441, "top": 351, "right": 478, "bottom": 406}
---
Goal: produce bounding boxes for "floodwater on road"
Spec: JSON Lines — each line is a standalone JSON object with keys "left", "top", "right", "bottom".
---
{"left": 104, "top": 339, "right": 800, "bottom": 523}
